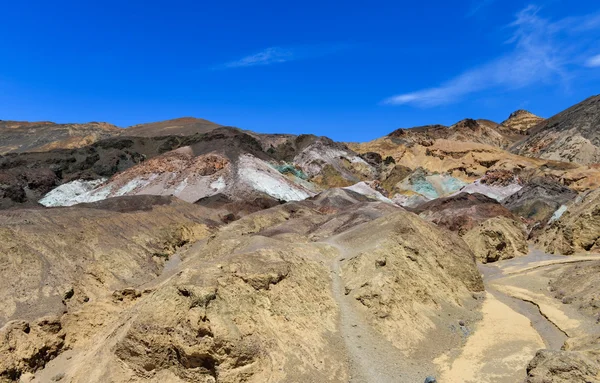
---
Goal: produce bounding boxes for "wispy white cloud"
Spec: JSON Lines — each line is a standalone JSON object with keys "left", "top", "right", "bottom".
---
{"left": 218, "top": 44, "right": 349, "bottom": 70}
{"left": 222, "top": 47, "right": 294, "bottom": 69}
{"left": 585, "top": 54, "right": 600, "bottom": 67}
{"left": 385, "top": 5, "right": 600, "bottom": 107}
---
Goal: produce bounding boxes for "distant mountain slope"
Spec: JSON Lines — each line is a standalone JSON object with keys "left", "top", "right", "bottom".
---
{"left": 0, "top": 120, "right": 119, "bottom": 154}
{"left": 511, "top": 95, "right": 600, "bottom": 164}
{"left": 123, "top": 117, "right": 222, "bottom": 137}
{"left": 0, "top": 117, "right": 222, "bottom": 154}
{"left": 1, "top": 126, "right": 376, "bottom": 209}
{"left": 386, "top": 118, "right": 512, "bottom": 148}
{"left": 500, "top": 110, "right": 544, "bottom": 135}
{"left": 384, "top": 113, "right": 542, "bottom": 150}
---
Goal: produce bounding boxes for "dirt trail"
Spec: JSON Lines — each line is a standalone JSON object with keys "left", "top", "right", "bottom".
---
{"left": 480, "top": 248, "right": 600, "bottom": 343}
{"left": 324, "top": 239, "right": 431, "bottom": 383}
{"left": 434, "top": 290, "right": 545, "bottom": 383}
{"left": 435, "top": 248, "right": 600, "bottom": 383}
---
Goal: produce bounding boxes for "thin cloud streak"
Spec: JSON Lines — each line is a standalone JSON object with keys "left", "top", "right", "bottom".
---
{"left": 222, "top": 47, "right": 294, "bottom": 68}
{"left": 385, "top": 6, "right": 600, "bottom": 107}
{"left": 218, "top": 43, "right": 350, "bottom": 70}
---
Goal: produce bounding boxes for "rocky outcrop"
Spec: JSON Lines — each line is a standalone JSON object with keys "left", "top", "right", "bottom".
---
{"left": 0, "top": 133, "right": 200, "bottom": 208}
{"left": 502, "top": 178, "right": 577, "bottom": 225}
{"left": 349, "top": 137, "right": 600, "bottom": 193}
{"left": 414, "top": 193, "right": 528, "bottom": 263}
{"left": 457, "top": 169, "right": 523, "bottom": 202}
{"left": 463, "top": 217, "right": 528, "bottom": 263}
{"left": 335, "top": 210, "right": 484, "bottom": 350}
{"left": 535, "top": 188, "right": 600, "bottom": 254}
{"left": 386, "top": 118, "right": 513, "bottom": 148}
{"left": 0, "top": 196, "right": 216, "bottom": 328}
{"left": 526, "top": 349, "right": 600, "bottom": 383}
{"left": 393, "top": 167, "right": 467, "bottom": 201}
{"left": 512, "top": 95, "right": 600, "bottom": 164}
{"left": 0, "top": 317, "right": 65, "bottom": 381}
{"left": 414, "top": 192, "right": 518, "bottom": 234}
{"left": 500, "top": 110, "right": 544, "bottom": 135}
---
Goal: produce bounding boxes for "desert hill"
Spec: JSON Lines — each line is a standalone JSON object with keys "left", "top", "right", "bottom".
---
{"left": 1, "top": 96, "right": 600, "bottom": 382}
{"left": 500, "top": 109, "right": 544, "bottom": 134}
{"left": 123, "top": 117, "right": 222, "bottom": 137}
{"left": 512, "top": 95, "right": 600, "bottom": 164}
{"left": 0, "top": 117, "right": 222, "bottom": 155}
{"left": 0, "top": 120, "right": 119, "bottom": 154}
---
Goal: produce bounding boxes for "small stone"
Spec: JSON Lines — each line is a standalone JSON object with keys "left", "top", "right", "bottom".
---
{"left": 562, "top": 296, "right": 573, "bottom": 304}
{"left": 458, "top": 320, "right": 466, "bottom": 326}
{"left": 424, "top": 376, "right": 437, "bottom": 383}
{"left": 51, "top": 373, "right": 65, "bottom": 382}
{"left": 63, "top": 288, "right": 74, "bottom": 301}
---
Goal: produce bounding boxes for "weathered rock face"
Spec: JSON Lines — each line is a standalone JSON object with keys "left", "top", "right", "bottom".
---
{"left": 0, "top": 196, "right": 216, "bottom": 328}
{"left": 535, "top": 188, "right": 600, "bottom": 254}
{"left": 393, "top": 167, "right": 467, "bottom": 201}
{"left": 462, "top": 217, "right": 528, "bottom": 263}
{"left": 0, "top": 134, "right": 199, "bottom": 208}
{"left": 512, "top": 95, "right": 600, "bottom": 164}
{"left": 0, "top": 168, "right": 59, "bottom": 209}
{"left": 413, "top": 192, "right": 528, "bottom": 263}
{"left": 500, "top": 110, "right": 544, "bottom": 135}
{"left": 335, "top": 210, "right": 484, "bottom": 350}
{"left": 414, "top": 192, "right": 519, "bottom": 234}
{"left": 103, "top": 241, "right": 343, "bottom": 383}
{"left": 526, "top": 349, "right": 600, "bottom": 383}
{"left": 4, "top": 126, "right": 376, "bottom": 209}
{"left": 349, "top": 136, "right": 600, "bottom": 194}
{"left": 386, "top": 118, "right": 513, "bottom": 149}
{"left": 0, "top": 317, "right": 65, "bottom": 382}
{"left": 0, "top": 120, "right": 120, "bottom": 154}
{"left": 502, "top": 178, "right": 578, "bottom": 225}
{"left": 550, "top": 260, "right": 600, "bottom": 319}
{"left": 0, "top": 190, "right": 484, "bottom": 382}
{"left": 288, "top": 136, "right": 375, "bottom": 188}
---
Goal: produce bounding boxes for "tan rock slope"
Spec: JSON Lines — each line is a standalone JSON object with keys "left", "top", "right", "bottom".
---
{"left": 512, "top": 95, "right": 600, "bottom": 164}
{"left": 0, "top": 120, "right": 119, "bottom": 154}
{"left": 462, "top": 216, "right": 528, "bottom": 263}
{"left": 535, "top": 188, "right": 600, "bottom": 255}
{"left": 0, "top": 192, "right": 484, "bottom": 383}
{"left": 500, "top": 110, "right": 544, "bottom": 135}
{"left": 350, "top": 136, "right": 600, "bottom": 194}
{"left": 384, "top": 118, "right": 512, "bottom": 149}
{"left": 0, "top": 196, "right": 217, "bottom": 327}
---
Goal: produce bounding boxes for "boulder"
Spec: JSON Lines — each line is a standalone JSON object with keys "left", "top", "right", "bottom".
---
{"left": 463, "top": 217, "right": 528, "bottom": 263}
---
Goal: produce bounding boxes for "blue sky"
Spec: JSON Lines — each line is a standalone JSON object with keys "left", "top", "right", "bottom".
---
{"left": 1, "top": 0, "right": 599, "bottom": 142}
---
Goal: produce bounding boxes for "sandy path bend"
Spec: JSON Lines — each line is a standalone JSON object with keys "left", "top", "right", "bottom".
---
{"left": 435, "top": 249, "right": 600, "bottom": 383}
{"left": 325, "top": 240, "right": 427, "bottom": 383}
{"left": 434, "top": 291, "right": 544, "bottom": 383}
